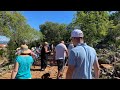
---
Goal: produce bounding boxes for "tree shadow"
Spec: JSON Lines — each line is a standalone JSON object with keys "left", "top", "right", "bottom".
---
{"left": 0, "top": 61, "right": 13, "bottom": 68}
{"left": 32, "top": 78, "right": 41, "bottom": 79}
{"left": 30, "top": 68, "right": 40, "bottom": 71}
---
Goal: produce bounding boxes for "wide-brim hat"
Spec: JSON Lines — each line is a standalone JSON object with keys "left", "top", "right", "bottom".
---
{"left": 21, "top": 45, "right": 31, "bottom": 54}
{"left": 44, "top": 42, "right": 48, "bottom": 45}
{"left": 16, "top": 47, "right": 21, "bottom": 51}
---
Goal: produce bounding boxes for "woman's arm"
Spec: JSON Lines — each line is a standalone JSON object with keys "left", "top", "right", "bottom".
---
{"left": 11, "top": 62, "right": 19, "bottom": 79}
{"left": 44, "top": 46, "right": 50, "bottom": 53}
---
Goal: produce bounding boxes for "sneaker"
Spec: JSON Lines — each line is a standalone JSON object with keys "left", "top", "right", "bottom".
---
{"left": 47, "top": 65, "right": 50, "bottom": 67}
{"left": 40, "top": 68, "right": 45, "bottom": 71}
{"left": 57, "top": 77, "right": 62, "bottom": 79}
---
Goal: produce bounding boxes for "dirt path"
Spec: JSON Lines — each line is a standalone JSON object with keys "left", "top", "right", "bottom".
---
{"left": 0, "top": 65, "right": 68, "bottom": 79}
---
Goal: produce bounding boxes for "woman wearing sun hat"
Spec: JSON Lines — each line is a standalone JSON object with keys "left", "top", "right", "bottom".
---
{"left": 11, "top": 45, "right": 34, "bottom": 79}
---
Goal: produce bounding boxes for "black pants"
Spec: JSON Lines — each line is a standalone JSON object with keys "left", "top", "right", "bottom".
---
{"left": 57, "top": 59, "right": 65, "bottom": 72}
{"left": 41, "top": 54, "right": 48, "bottom": 69}
{"left": 63, "top": 57, "right": 68, "bottom": 66}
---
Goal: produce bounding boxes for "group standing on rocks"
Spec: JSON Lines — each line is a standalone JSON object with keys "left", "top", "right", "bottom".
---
{"left": 11, "top": 28, "right": 100, "bottom": 79}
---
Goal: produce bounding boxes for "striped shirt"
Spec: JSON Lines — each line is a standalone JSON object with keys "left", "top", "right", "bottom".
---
{"left": 68, "top": 43, "right": 98, "bottom": 79}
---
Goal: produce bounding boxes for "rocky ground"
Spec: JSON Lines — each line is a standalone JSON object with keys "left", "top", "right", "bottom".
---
{"left": 0, "top": 61, "right": 68, "bottom": 79}
{"left": 0, "top": 66, "right": 68, "bottom": 79}
{"left": 0, "top": 48, "right": 120, "bottom": 79}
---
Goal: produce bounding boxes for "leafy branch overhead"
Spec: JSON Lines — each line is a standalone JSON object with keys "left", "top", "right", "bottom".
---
{"left": 0, "top": 11, "right": 120, "bottom": 50}
{"left": 0, "top": 11, "right": 43, "bottom": 48}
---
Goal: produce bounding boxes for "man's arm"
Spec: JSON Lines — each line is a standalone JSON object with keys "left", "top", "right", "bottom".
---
{"left": 66, "top": 50, "right": 75, "bottom": 79}
{"left": 93, "top": 57, "right": 100, "bottom": 79}
{"left": 53, "top": 47, "right": 56, "bottom": 64}
{"left": 66, "top": 65, "right": 75, "bottom": 79}
{"left": 64, "top": 45, "right": 68, "bottom": 57}
{"left": 11, "top": 62, "right": 19, "bottom": 79}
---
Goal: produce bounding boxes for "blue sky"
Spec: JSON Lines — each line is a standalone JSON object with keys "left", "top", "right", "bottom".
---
{"left": 21, "top": 11, "right": 76, "bottom": 31}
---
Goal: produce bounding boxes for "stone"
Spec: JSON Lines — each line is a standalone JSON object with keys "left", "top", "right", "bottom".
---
{"left": 100, "top": 64, "right": 113, "bottom": 69}
{"left": 98, "top": 59, "right": 110, "bottom": 64}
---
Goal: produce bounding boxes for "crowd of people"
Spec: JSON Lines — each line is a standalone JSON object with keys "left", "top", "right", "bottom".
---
{"left": 11, "top": 29, "right": 100, "bottom": 79}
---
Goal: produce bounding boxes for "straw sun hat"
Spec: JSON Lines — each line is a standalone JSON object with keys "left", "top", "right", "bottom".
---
{"left": 44, "top": 42, "right": 48, "bottom": 45}
{"left": 20, "top": 45, "right": 31, "bottom": 54}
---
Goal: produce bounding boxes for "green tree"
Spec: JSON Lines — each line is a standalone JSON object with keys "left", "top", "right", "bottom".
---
{"left": 39, "top": 22, "right": 67, "bottom": 43}
{"left": 0, "top": 11, "right": 44, "bottom": 63}
{"left": 105, "top": 24, "right": 120, "bottom": 50}
{"left": 109, "top": 11, "right": 120, "bottom": 25}
{"left": 0, "top": 11, "right": 44, "bottom": 47}
{"left": 64, "top": 23, "right": 75, "bottom": 42}
{"left": 73, "top": 11, "right": 113, "bottom": 47}
{"left": 0, "top": 11, "right": 12, "bottom": 37}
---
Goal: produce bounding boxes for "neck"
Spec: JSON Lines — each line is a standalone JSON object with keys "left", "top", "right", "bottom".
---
{"left": 79, "top": 40, "right": 84, "bottom": 44}
{"left": 76, "top": 39, "right": 84, "bottom": 45}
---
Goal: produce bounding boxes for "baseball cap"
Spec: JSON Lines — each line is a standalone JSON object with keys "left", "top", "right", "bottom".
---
{"left": 71, "top": 29, "right": 84, "bottom": 38}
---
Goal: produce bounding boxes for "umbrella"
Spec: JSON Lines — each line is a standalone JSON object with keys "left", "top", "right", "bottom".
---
{"left": 0, "top": 35, "right": 10, "bottom": 44}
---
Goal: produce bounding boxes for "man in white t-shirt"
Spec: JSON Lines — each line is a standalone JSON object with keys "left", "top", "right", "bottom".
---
{"left": 54, "top": 41, "right": 68, "bottom": 79}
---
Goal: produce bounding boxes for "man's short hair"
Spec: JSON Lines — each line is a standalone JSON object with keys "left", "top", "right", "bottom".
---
{"left": 60, "top": 41, "right": 64, "bottom": 44}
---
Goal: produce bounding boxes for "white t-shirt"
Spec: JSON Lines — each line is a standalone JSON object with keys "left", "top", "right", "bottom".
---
{"left": 55, "top": 43, "right": 67, "bottom": 60}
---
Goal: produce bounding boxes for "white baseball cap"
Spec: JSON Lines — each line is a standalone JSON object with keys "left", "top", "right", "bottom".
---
{"left": 71, "top": 29, "right": 84, "bottom": 37}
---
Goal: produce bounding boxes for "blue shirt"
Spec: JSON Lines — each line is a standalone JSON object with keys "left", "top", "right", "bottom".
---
{"left": 68, "top": 43, "right": 97, "bottom": 79}
{"left": 15, "top": 55, "right": 34, "bottom": 79}
{"left": 68, "top": 44, "right": 74, "bottom": 55}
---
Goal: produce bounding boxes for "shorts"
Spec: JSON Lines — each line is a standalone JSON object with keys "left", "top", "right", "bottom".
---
{"left": 57, "top": 59, "right": 65, "bottom": 72}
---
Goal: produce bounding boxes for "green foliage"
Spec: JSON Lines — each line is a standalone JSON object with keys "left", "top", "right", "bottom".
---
{"left": 0, "top": 48, "right": 9, "bottom": 60}
{"left": 0, "top": 11, "right": 44, "bottom": 63}
{"left": 1, "top": 11, "right": 120, "bottom": 63}
{"left": 73, "top": 11, "right": 113, "bottom": 47}
{"left": 65, "top": 23, "right": 75, "bottom": 42}
{"left": 0, "top": 49, "right": 4, "bottom": 57}
{"left": 109, "top": 11, "right": 120, "bottom": 25}
{"left": 102, "top": 24, "right": 120, "bottom": 50}
{"left": 0, "top": 11, "right": 44, "bottom": 46}
{"left": 40, "top": 22, "right": 67, "bottom": 43}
